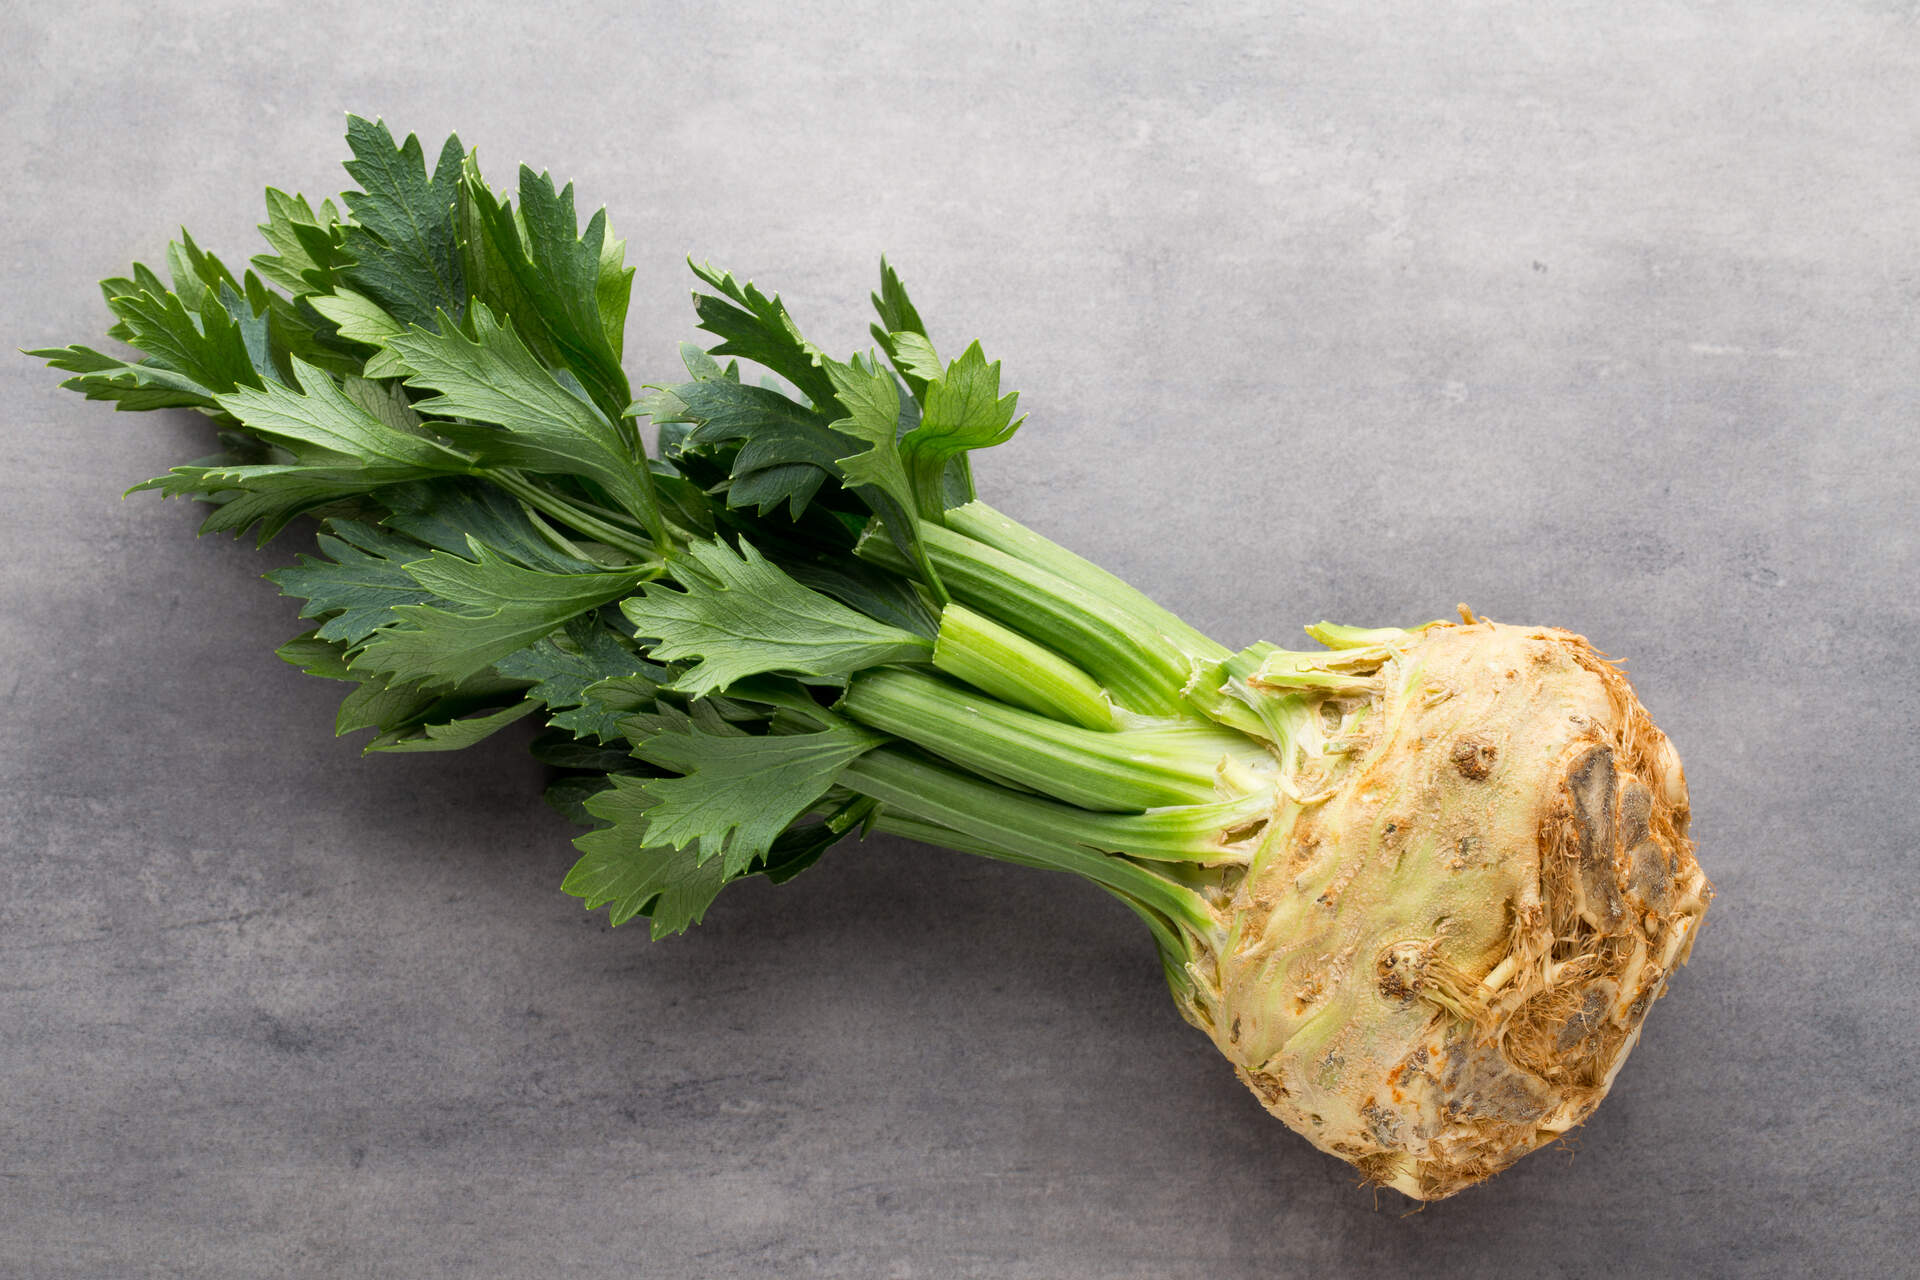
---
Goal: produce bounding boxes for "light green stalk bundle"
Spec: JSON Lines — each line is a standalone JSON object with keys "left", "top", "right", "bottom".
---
{"left": 32, "top": 118, "right": 1712, "bottom": 1200}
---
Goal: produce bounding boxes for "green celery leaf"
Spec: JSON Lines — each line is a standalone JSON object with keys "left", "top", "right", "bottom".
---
{"left": 277, "top": 625, "right": 535, "bottom": 751}
{"left": 658, "top": 378, "right": 851, "bottom": 518}
{"left": 350, "top": 539, "right": 650, "bottom": 689}
{"left": 720, "top": 463, "right": 823, "bottom": 517}
{"left": 212, "top": 282, "right": 276, "bottom": 383}
{"left": 133, "top": 462, "right": 426, "bottom": 543}
{"left": 131, "top": 234, "right": 280, "bottom": 380}
{"left": 580, "top": 673, "right": 662, "bottom": 720}
{"left": 691, "top": 675, "right": 839, "bottom": 727}
{"left": 897, "top": 340, "right": 1024, "bottom": 515}
{"left": 98, "top": 264, "right": 166, "bottom": 344}
{"left": 545, "top": 774, "right": 616, "bottom": 826}
{"left": 276, "top": 630, "right": 353, "bottom": 680}
{"left": 28, "top": 345, "right": 218, "bottom": 412}
{"left": 562, "top": 781, "right": 850, "bottom": 933}
{"left": 215, "top": 355, "right": 469, "bottom": 473}
{"left": 677, "top": 339, "right": 730, "bottom": 384}
{"left": 370, "top": 698, "right": 538, "bottom": 753}
{"left": 351, "top": 674, "right": 533, "bottom": 752}
{"left": 781, "top": 558, "right": 940, "bottom": 639}
{"left": 646, "top": 462, "right": 719, "bottom": 539}
{"left": 756, "top": 821, "right": 843, "bottom": 884}
{"left": 596, "top": 230, "right": 634, "bottom": 362}
{"left": 621, "top": 537, "right": 931, "bottom": 699}
{"left": 825, "top": 353, "right": 912, "bottom": 505}
{"left": 457, "top": 159, "right": 632, "bottom": 421}
{"left": 252, "top": 187, "right": 346, "bottom": 294}
{"left": 868, "top": 257, "right": 938, "bottom": 401}
{"left": 266, "top": 521, "right": 442, "bottom": 644}
{"left": 869, "top": 255, "right": 928, "bottom": 342}
{"left": 879, "top": 331, "right": 944, "bottom": 394}
{"left": 494, "top": 615, "right": 662, "bottom": 742}
{"left": 386, "top": 304, "right": 662, "bottom": 538}
{"left": 381, "top": 477, "right": 597, "bottom": 574}
{"left": 308, "top": 289, "right": 410, "bottom": 378}
{"left": 688, "top": 263, "right": 839, "bottom": 410}
{"left": 824, "top": 354, "right": 940, "bottom": 591}
{"left": 261, "top": 293, "right": 369, "bottom": 381}
{"left": 454, "top": 154, "right": 547, "bottom": 360}
{"left": 628, "top": 713, "right": 883, "bottom": 876}
{"left": 107, "top": 287, "right": 263, "bottom": 395}
{"left": 164, "top": 229, "right": 243, "bottom": 301}
{"left": 565, "top": 779, "right": 732, "bottom": 935}
{"left": 531, "top": 728, "right": 649, "bottom": 773}
{"left": 339, "top": 375, "right": 424, "bottom": 434}
{"left": 164, "top": 241, "right": 278, "bottom": 379}
{"left": 335, "top": 672, "right": 440, "bottom": 738}
{"left": 339, "top": 116, "right": 467, "bottom": 329}
{"left": 142, "top": 355, "right": 466, "bottom": 539}
{"left": 517, "top": 164, "right": 633, "bottom": 368}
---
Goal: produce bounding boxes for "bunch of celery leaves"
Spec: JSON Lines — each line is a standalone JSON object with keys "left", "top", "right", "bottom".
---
{"left": 35, "top": 119, "right": 1266, "bottom": 996}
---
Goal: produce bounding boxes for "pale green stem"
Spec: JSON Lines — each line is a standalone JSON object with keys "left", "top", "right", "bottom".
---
{"left": 932, "top": 603, "right": 1116, "bottom": 731}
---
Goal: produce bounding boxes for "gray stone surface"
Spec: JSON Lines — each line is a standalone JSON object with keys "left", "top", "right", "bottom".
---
{"left": 3, "top": 3, "right": 1915, "bottom": 1276}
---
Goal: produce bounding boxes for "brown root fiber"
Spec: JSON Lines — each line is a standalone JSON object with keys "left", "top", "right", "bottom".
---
{"left": 1182, "top": 619, "right": 1711, "bottom": 1200}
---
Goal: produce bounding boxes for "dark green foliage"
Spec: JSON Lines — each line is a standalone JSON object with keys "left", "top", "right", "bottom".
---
{"left": 34, "top": 119, "right": 1047, "bottom": 940}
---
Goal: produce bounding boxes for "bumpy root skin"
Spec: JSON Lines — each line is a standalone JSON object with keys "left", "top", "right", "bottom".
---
{"left": 1179, "top": 619, "right": 1710, "bottom": 1200}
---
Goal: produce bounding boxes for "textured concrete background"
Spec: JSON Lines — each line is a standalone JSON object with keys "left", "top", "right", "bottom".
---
{"left": 4, "top": 3, "right": 1916, "bottom": 1276}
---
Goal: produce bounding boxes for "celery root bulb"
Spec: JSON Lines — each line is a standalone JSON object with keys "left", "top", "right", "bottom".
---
{"left": 1179, "top": 619, "right": 1711, "bottom": 1200}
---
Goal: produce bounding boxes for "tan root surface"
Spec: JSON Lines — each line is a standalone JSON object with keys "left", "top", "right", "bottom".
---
{"left": 1179, "top": 618, "right": 1710, "bottom": 1200}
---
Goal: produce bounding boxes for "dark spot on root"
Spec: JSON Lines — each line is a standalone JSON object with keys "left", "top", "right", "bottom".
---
{"left": 1567, "top": 744, "right": 1625, "bottom": 926}
{"left": 1554, "top": 984, "right": 1619, "bottom": 1053}
{"left": 1617, "top": 778, "right": 1653, "bottom": 851}
{"left": 1451, "top": 736, "right": 1497, "bottom": 780}
{"left": 1230, "top": 1016, "right": 1242, "bottom": 1044}
{"left": 1626, "top": 839, "right": 1673, "bottom": 912}
{"left": 1361, "top": 1099, "right": 1404, "bottom": 1147}
{"left": 1376, "top": 941, "right": 1424, "bottom": 1001}
{"left": 1242, "top": 1068, "right": 1288, "bottom": 1105}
